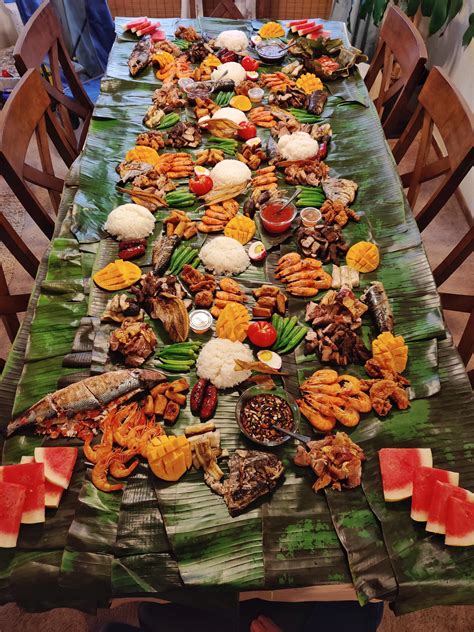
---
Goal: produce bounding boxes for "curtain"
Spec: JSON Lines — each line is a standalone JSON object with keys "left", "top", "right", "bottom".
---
{"left": 331, "top": 0, "right": 380, "bottom": 57}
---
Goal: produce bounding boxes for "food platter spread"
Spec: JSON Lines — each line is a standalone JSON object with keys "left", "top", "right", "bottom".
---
{"left": 0, "top": 17, "right": 473, "bottom": 616}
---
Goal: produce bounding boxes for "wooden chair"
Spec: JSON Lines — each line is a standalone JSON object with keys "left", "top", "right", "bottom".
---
{"left": 392, "top": 66, "right": 474, "bottom": 232}
{"left": 364, "top": 4, "right": 427, "bottom": 138}
{"left": 0, "top": 68, "right": 71, "bottom": 239}
{"left": 13, "top": 0, "right": 93, "bottom": 164}
{"left": 436, "top": 228, "right": 474, "bottom": 387}
{"left": 189, "top": 0, "right": 244, "bottom": 18}
{"left": 209, "top": 0, "right": 244, "bottom": 19}
{"left": 0, "top": 213, "right": 39, "bottom": 350}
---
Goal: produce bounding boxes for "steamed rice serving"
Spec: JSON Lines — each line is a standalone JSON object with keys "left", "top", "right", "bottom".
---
{"left": 199, "top": 236, "right": 250, "bottom": 275}
{"left": 197, "top": 339, "right": 253, "bottom": 388}
{"left": 104, "top": 203, "right": 155, "bottom": 240}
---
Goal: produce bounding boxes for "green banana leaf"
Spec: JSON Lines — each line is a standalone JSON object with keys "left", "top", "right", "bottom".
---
{"left": 0, "top": 17, "right": 473, "bottom": 615}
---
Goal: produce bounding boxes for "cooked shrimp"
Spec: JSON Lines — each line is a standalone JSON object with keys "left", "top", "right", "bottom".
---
{"left": 109, "top": 450, "right": 140, "bottom": 479}
{"left": 92, "top": 454, "right": 123, "bottom": 493}
{"left": 276, "top": 252, "right": 301, "bottom": 269}
{"left": 337, "top": 375, "right": 362, "bottom": 396}
{"left": 331, "top": 403, "right": 360, "bottom": 427}
{"left": 286, "top": 287, "right": 319, "bottom": 297}
{"left": 301, "top": 369, "right": 338, "bottom": 386}
{"left": 346, "top": 391, "right": 372, "bottom": 413}
{"left": 297, "top": 400, "right": 335, "bottom": 433}
{"left": 275, "top": 262, "right": 303, "bottom": 278}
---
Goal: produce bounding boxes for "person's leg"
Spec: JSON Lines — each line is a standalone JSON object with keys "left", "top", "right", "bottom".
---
{"left": 139, "top": 602, "right": 238, "bottom": 632}
{"left": 301, "top": 601, "right": 384, "bottom": 632}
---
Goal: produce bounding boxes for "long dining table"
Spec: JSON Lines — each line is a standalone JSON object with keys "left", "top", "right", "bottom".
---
{"left": 0, "top": 16, "right": 473, "bottom": 617}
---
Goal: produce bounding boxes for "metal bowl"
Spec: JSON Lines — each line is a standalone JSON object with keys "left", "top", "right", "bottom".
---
{"left": 235, "top": 386, "right": 300, "bottom": 447}
{"left": 255, "top": 39, "right": 287, "bottom": 64}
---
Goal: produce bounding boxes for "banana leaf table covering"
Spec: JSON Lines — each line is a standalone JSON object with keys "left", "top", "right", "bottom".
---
{"left": 0, "top": 17, "right": 473, "bottom": 616}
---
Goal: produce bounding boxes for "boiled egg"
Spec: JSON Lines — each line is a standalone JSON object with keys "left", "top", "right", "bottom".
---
{"left": 248, "top": 240, "right": 267, "bottom": 262}
{"left": 257, "top": 350, "right": 282, "bottom": 370}
{"left": 194, "top": 165, "right": 210, "bottom": 177}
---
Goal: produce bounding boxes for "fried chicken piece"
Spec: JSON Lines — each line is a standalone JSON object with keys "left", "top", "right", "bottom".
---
{"left": 195, "top": 290, "right": 214, "bottom": 309}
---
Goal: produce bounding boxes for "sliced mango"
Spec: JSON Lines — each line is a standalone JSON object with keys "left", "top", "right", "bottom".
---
{"left": 93, "top": 259, "right": 142, "bottom": 291}
{"left": 147, "top": 434, "right": 192, "bottom": 482}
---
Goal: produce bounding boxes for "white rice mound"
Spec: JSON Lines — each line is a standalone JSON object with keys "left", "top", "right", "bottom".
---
{"left": 209, "top": 158, "right": 251, "bottom": 188}
{"left": 196, "top": 339, "right": 254, "bottom": 388}
{"left": 199, "top": 236, "right": 250, "bottom": 275}
{"left": 214, "top": 30, "right": 249, "bottom": 52}
{"left": 104, "top": 203, "right": 155, "bottom": 240}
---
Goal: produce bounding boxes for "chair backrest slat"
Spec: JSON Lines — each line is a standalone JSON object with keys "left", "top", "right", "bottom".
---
{"left": 13, "top": 0, "right": 93, "bottom": 161}
{"left": 392, "top": 66, "right": 474, "bottom": 232}
{"left": 0, "top": 68, "right": 71, "bottom": 238}
{"left": 365, "top": 5, "right": 427, "bottom": 137}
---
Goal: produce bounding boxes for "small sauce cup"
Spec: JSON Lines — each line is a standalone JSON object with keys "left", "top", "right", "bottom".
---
{"left": 248, "top": 87, "right": 264, "bottom": 103}
{"left": 300, "top": 207, "right": 322, "bottom": 227}
{"left": 260, "top": 199, "right": 297, "bottom": 234}
{"left": 189, "top": 309, "right": 213, "bottom": 334}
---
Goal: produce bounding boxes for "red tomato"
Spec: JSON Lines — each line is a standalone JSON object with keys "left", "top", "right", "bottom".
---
{"left": 247, "top": 321, "right": 277, "bottom": 348}
{"left": 189, "top": 175, "right": 213, "bottom": 196}
{"left": 237, "top": 121, "right": 257, "bottom": 141}
{"left": 241, "top": 56, "right": 259, "bottom": 72}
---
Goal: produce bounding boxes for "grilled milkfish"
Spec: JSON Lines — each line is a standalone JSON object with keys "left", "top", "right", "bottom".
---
{"left": 152, "top": 234, "right": 180, "bottom": 276}
{"left": 128, "top": 36, "right": 152, "bottom": 77}
{"left": 6, "top": 369, "right": 167, "bottom": 437}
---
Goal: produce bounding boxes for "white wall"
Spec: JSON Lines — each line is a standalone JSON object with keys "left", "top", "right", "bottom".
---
{"left": 420, "top": 1, "right": 474, "bottom": 217}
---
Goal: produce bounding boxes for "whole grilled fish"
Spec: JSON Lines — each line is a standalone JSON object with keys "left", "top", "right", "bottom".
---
{"left": 6, "top": 369, "right": 166, "bottom": 436}
{"left": 128, "top": 36, "right": 152, "bottom": 77}
{"left": 361, "top": 282, "right": 394, "bottom": 333}
{"left": 152, "top": 235, "right": 180, "bottom": 276}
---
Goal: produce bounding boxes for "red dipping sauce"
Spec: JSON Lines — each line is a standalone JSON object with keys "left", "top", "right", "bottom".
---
{"left": 260, "top": 201, "right": 297, "bottom": 234}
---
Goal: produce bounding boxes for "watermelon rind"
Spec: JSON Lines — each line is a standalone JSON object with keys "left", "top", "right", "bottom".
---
{"left": 34, "top": 447, "right": 78, "bottom": 489}
{"left": 21, "top": 455, "right": 63, "bottom": 508}
{"left": 411, "top": 466, "right": 459, "bottom": 522}
{"left": 445, "top": 496, "right": 474, "bottom": 546}
{"left": 426, "top": 481, "right": 471, "bottom": 534}
{"left": 379, "top": 447, "right": 433, "bottom": 502}
{"left": 0, "top": 481, "right": 26, "bottom": 548}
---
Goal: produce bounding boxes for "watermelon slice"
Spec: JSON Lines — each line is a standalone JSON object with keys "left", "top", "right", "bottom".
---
{"left": 289, "top": 20, "right": 311, "bottom": 32}
{"left": 0, "top": 463, "right": 45, "bottom": 524}
{"left": 426, "top": 481, "right": 473, "bottom": 534}
{"left": 131, "top": 19, "right": 151, "bottom": 33}
{"left": 298, "top": 23, "right": 323, "bottom": 36}
{"left": 411, "top": 466, "right": 459, "bottom": 522}
{"left": 151, "top": 30, "right": 166, "bottom": 42}
{"left": 378, "top": 447, "right": 432, "bottom": 501}
{"left": 34, "top": 447, "right": 77, "bottom": 490}
{"left": 124, "top": 17, "right": 148, "bottom": 31}
{"left": 0, "top": 482, "right": 26, "bottom": 548}
{"left": 137, "top": 23, "right": 159, "bottom": 36}
{"left": 21, "top": 456, "right": 64, "bottom": 508}
{"left": 307, "top": 30, "right": 330, "bottom": 40}
{"left": 445, "top": 496, "right": 474, "bottom": 546}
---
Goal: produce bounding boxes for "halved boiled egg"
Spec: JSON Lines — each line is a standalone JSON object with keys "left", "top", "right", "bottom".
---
{"left": 248, "top": 240, "right": 267, "bottom": 262}
{"left": 194, "top": 165, "right": 210, "bottom": 177}
{"left": 257, "top": 350, "right": 282, "bottom": 370}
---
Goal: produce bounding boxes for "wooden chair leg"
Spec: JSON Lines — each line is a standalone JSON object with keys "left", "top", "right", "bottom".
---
{"left": 434, "top": 227, "right": 474, "bottom": 287}
{"left": 0, "top": 265, "right": 20, "bottom": 342}
{"left": 439, "top": 293, "right": 474, "bottom": 313}
{"left": 458, "top": 310, "right": 474, "bottom": 367}
{"left": 0, "top": 212, "right": 39, "bottom": 278}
